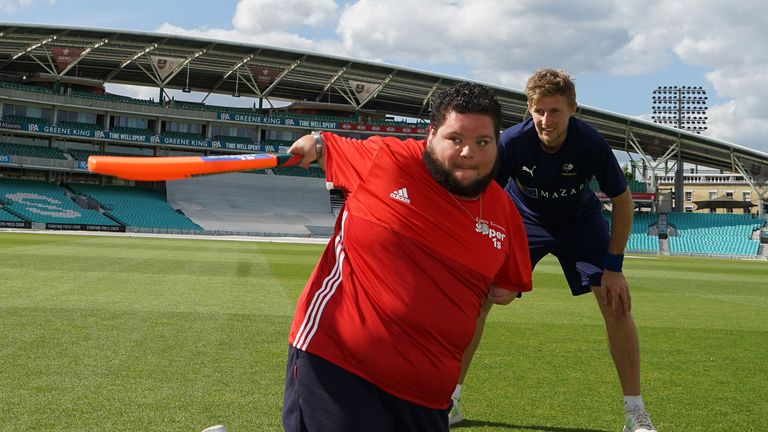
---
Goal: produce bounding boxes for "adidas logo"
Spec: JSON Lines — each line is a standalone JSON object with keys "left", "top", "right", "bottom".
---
{"left": 389, "top": 187, "right": 411, "bottom": 204}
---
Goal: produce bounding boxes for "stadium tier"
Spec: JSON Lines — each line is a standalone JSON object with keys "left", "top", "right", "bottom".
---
{"left": 604, "top": 212, "right": 660, "bottom": 254}
{"left": 0, "top": 207, "right": 24, "bottom": 221}
{"left": 161, "top": 130, "right": 204, "bottom": 140}
{"left": 272, "top": 165, "right": 325, "bottom": 178}
{"left": 70, "top": 89, "right": 156, "bottom": 105}
{"left": 0, "top": 142, "right": 68, "bottom": 160}
{"left": 165, "top": 172, "right": 334, "bottom": 236}
{"left": 213, "top": 135, "right": 253, "bottom": 144}
{"left": 66, "top": 149, "right": 136, "bottom": 162}
{"left": 0, "top": 55, "right": 765, "bottom": 247}
{"left": 67, "top": 183, "right": 202, "bottom": 231}
{"left": 667, "top": 212, "right": 763, "bottom": 256}
{"left": 57, "top": 120, "right": 102, "bottom": 131}
{"left": 0, "top": 80, "right": 55, "bottom": 94}
{"left": 629, "top": 212, "right": 660, "bottom": 253}
{"left": 589, "top": 178, "right": 648, "bottom": 194}
{"left": 3, "top": 114, "right": 50, "bottom": 125}
{"left": 110, "top": 126, "right": 153, "bottom": 135}
{"left": 0, "top": 178, "right": 118, "bottom": 226}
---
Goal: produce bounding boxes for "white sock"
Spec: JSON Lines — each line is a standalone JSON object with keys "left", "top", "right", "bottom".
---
{"left": 624, "top": 395, "right": 645, "bottom": 412}
{"left": 452, "top": 384, "right": 463, "bottom": 400}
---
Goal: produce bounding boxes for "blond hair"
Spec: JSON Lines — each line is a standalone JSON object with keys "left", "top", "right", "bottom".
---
{"left": 525, "top": 68, "right": 577, "bottom": 108}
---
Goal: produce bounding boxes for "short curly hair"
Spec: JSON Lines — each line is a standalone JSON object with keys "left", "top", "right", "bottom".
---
{"left": 429, "top": 82, "right": 502, "bottom": 134}
{"left": 525, "top": 68, "right": 577, "bottom": 108}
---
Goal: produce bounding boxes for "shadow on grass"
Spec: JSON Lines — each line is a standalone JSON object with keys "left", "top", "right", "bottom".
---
{"left": 452, "top": 419, "right": 610, "bottom": 432}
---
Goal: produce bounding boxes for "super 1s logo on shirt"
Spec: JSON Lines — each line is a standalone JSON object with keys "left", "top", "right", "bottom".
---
{"left": 476, "top": 219, "right": 506, "bottom": 249}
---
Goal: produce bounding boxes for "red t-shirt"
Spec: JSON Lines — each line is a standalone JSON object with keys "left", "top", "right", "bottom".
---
{"left": 288, "top": 132, "right": 532, "bottom": 409}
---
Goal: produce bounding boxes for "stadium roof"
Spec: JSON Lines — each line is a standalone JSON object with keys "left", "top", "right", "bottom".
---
{"left": 1, "top": 22, "right": 767, "bottom": 182}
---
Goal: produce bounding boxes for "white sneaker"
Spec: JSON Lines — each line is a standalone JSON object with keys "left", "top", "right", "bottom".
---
{"left": 448, "top": 396, "right": 463, "bottom": 426}
{"left": 623, "top": 407, "right": 657, "bottom": 432}
{"left": 201, "top": 425, "right": 227, "bottom": 432}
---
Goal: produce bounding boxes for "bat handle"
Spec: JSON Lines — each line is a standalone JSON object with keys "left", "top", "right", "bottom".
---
{"left": 276, "top": 153, "right": 304, "bottom": 167}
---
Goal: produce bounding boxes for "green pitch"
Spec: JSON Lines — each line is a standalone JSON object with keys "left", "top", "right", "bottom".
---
{"left": 1, "top": 232, "right": 766, "bottom": 431}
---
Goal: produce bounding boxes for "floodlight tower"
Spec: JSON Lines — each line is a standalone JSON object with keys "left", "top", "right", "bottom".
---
{"left": 651, "top": 85, "right": 708, "bottom": 133}
{"left": 651, "top": 85, "right": 709, "bottom": 211}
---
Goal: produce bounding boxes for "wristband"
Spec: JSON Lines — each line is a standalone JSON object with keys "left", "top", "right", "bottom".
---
{"left": 311, "top": 131, "right": 325, "bottom": 160}
{"left": 604, "top": 253, "right": 624, "bottom": 272}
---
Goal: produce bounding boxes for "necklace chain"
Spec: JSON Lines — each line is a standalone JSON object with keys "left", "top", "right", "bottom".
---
{"left": 449, "top": 193, "right": 484, "bottom": 227}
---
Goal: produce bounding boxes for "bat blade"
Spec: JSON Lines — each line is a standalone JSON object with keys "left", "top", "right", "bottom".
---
{"left": 88, "top": 153, "right": 302, "bottom": 181}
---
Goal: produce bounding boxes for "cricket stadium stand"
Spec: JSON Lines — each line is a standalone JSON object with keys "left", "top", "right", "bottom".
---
{"left": 666, "top": 212, "right": 762, "bottom": 256}
{"left": 0, "top": 23, "right": 766, "bottom": 252}
{"left": 0, "top": 142, "right": 67, "bottom": 159}
{"left": 165, "top": 172, "right": 335, "bottom": 237}
{"left": 0, "top": 207, "right": 25, "bottom": 222}
{"left": 0, "top": 178, "right": 118, "bottom": 227}
{"left": 67, "top": 183, "right": 202, "bottom": 232}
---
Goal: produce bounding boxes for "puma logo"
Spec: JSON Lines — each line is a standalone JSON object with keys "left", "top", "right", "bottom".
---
{"left": 522, "top": 165, "right": 536, "bottom": 177}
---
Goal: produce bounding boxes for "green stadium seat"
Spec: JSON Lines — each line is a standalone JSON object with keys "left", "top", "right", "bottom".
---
{"left": 111, "top": 126, "right": 152, "bottom": 135}
{"left": 0, "top": 179, "right": 119, "bottom": 226}
{"left": 0, "top": 207, "right": 25, "bottom": 222}
{"left": 0, "top": 142, "right": 68, "bottom": 160}
{"left": 162, "top": 130, "right": 204, "bottom": 140}
{"left": 214, "top": 135, "right": 254, "bottom": 144}
{"left": 58, "top": 120, "right": 102, "bottom": 131}
{"left": 667, "top": 212, "right": 762, "bottom": 256}
{"left": 67, "top": 183, "right": 203, "bottom": 231}
{"left": 3, "top": 114, "right": 51, "bottom": 125}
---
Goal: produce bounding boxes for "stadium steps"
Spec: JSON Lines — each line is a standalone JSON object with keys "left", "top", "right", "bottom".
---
{"left": 0, "top": 179, "right": 119, "bottom": 225}
{"left": 3, "top": 114, "right": 51, "bottom": 125}
{"left": 604, "top": 211, "right": 660, "bottom": 254}
{"left": 0, "top": 205, "right": 29, "bottom": 222}
{"left": 66, "top": 148, "right": 137, "bottom": 162}
{"left": 58, "top": 120, "right": 102, "bottom": 131}
{"left": 162, "top": 130, "right": 204, "bottom": 140}
{"left": 111, "top": 126, "right": 153, "bottom": 135}
{"left": 666, "top": 212, "right": 762, "bottom": 256}
{"left": 213, "top": 135, "right": 253, "bottom": 144}
{"left": 71, "top": 90, "right": 157, "bottom": 106}
{"left": 67, "top": 183, "right": 203, "bottom": 231}
{"left": 658, "top": 238, "right": 670, "bottom": 255}
{"left": 0, "top": 142, "right": 68, "bottom": 160}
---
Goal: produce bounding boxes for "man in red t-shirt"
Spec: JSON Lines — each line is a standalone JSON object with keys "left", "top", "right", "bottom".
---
{"left": 281, "top": 82, "right": 532, "bottom": 432}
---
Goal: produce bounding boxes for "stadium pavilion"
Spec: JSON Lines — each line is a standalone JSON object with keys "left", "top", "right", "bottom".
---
{"left": 0, "top": 23, "right": 767, "bottom": 257}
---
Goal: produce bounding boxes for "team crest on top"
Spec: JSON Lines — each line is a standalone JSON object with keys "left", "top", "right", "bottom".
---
{"left": 561, "top": 162, "right": 576, "bottom": 176}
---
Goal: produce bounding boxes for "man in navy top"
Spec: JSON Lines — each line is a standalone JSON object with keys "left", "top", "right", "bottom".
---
{"left": 450, "top": 69, "right": 657, "bottom": 432}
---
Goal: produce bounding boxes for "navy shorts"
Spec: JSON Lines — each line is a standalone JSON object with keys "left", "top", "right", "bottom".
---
{"left": 522, "top": 212, "right": 610, "bottom": 296}
{"left": 282, "top": 345, "right": 449, "bottom": 432}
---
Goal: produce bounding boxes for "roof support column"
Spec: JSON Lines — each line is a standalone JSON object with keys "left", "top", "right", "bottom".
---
{"left": 732, "top": 155, "right": 768, "bottom": 222}
{"left": 675, "top": 138, "right": 685, "bottom": 212}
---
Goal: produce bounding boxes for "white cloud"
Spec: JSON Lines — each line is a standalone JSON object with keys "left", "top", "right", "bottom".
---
{"left": 156, "top": 22, "right": 328, "bottom": 52}
{"left": 232, "top": 0, "right": 338, "bottom": 33}
{"left": 105, "top": 83, "right": 159, "bottom": 101}
{"left": 151, "top": 0, "right": 768, "bottom": 154}
{"left": 335, "top": 0, "right": 627, "bottom": 81}
{"left": 0, "top": 0, "right": 34, "bottom": 14}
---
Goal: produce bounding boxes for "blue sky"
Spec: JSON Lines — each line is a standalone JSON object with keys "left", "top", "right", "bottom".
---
{"left": 2, "top": 0, "right": 767, "bottom": 154}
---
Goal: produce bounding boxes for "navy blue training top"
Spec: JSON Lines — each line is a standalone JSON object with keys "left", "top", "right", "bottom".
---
{"left": 496, "top": 117, "right": 627, "bottom": 225}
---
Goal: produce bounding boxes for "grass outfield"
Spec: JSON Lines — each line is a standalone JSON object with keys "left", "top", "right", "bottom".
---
{"left": 1, "top": 232, "right": 766, "bottom": 431}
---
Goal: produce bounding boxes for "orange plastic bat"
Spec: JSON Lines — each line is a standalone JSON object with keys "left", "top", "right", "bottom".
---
{"left": 87, "top": 153, "right": 303, "bottom": 181}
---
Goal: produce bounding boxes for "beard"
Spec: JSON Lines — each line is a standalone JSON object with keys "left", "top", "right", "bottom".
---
{"left": 422, "top": 145, "right": 499, "bottom": 198}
